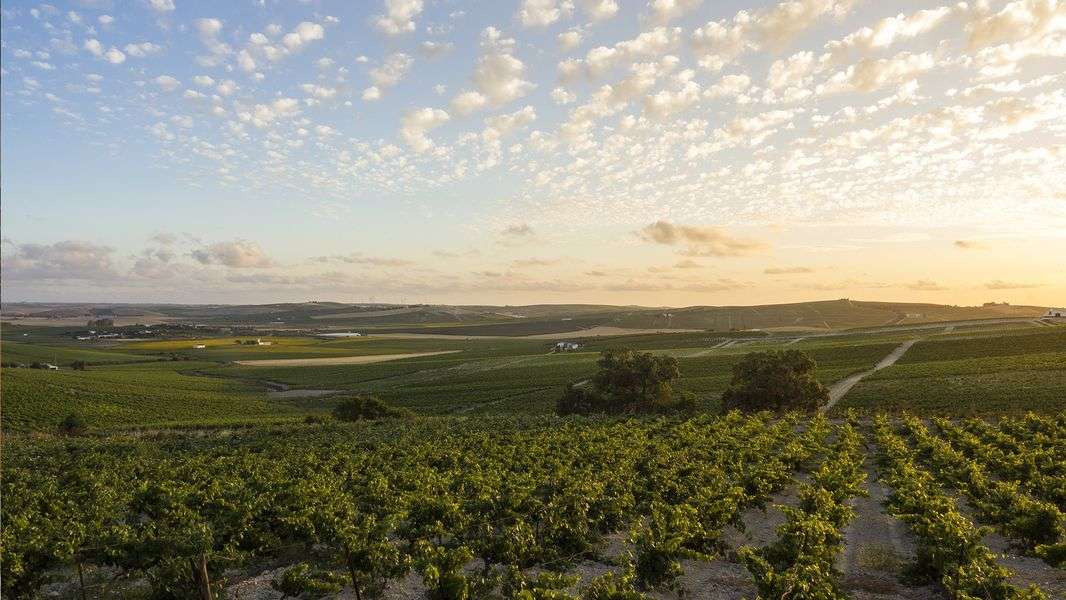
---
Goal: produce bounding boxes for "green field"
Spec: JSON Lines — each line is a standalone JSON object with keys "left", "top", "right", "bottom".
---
{"left": 2, "top": 320, "right": 1063, "bottom": 433}
{"left": 835, "top": 328, "right": 1066, "bottom": 415}
{"left": 0, "top": 361, "right": 308, "bottom": 432}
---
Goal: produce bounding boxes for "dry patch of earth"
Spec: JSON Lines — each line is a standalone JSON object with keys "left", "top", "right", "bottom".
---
{"left": 234, "top": 350, "right": 462, "bottom": 367}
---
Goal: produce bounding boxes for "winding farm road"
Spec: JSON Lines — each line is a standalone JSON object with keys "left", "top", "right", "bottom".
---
{"left": 822, "top": 338, "right": 920, "bottom": 412}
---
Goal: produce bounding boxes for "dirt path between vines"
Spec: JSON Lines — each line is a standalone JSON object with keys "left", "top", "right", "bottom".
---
{"left": 822, "top": 339, "right": 919, "bottom": 412}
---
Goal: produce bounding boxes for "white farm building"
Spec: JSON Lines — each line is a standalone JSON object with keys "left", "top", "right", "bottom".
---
{"left": 554, "top": 341, "right": 581, "bottom": 352}
{"left": 1044, "top": 308, "right": 1066, "bottom": 318}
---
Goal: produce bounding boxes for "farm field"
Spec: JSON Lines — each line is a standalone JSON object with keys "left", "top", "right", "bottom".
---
{"left": 3, "top": 320, "right": 1063, "bottom": 432}
{"left": 836, "top": 328, "right": 1066, "bottom": 415}
{"left": 3, "top": 413, "right": 1063, "bottom": 600}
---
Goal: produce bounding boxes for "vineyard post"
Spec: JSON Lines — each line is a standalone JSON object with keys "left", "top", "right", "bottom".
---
{"left": 189, "top": 554, "right": 213, "bottom": 600}
{"left": 343, "top": 547, "right": 363, "bottom": 600}
{"left": 76, "top": 557, "right": 87, "bottom": 600}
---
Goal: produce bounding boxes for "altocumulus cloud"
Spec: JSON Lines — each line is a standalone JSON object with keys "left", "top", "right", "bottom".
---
{"left": 1, "top": 240, "right": 117, "bottom": 280}
{"left": 191, "top": 239, "right": 275, "bottom": 268}
{"left": 639, "top": 221, "right": 767, "bottom": 257}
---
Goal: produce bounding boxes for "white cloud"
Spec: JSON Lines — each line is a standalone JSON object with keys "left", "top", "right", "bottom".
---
{"left": 419, "top": 41, "right": 454, "bottom": 58}
{"left": 820, "top": 51, "right": 936, "bottom": 94}
{"left": 191, "top": 239, "right": 275, "bottom": 268}
{"left": 968, "top": 0, "right": 1066, "bottom": 49}
{"left": 827, "top": 7, "right": 953, "bottom": 57}
{"left": 520, "top": 0, "right": 573, "bottom": 27}
{"left": 451, "top": 90, "right": 488, "bottom": 115}
{"left": 370, "top": 53, "right": 413, "bottom": 87}
{"left": 283, "top": 22, "right": 325, "bottom": 51}
{"left": 578, "top": 0, "right": 619, "bottom": 21}
{"left": 648, "top": 0, "right": 703, "bottom": 24}
{"left": 401, "top": 107, "right": 450, "bottom": 152}
{"left": 193, "top": 75, "right": 215, "bottom": 87}
{"left": 104, "top": 48, "right": 126, "bottom": 64}
{"left": 482, "top": 105, "right": 537, "bottom": 141}
{"left": 374, "top": 0, "right": 424, "bottom": 35}
{"left": 155, "top": 75, "right": 181, "bottom": 91}
{"left": 148, "top": 0, "right": 175, "bottom": 12}
{"left": 558, "top": 29, "right": 583, "bottom": 52}
{"left": 124, "top": 42, "right": 162, "bottom": 58}
{"left": 98, "top": 15, "right": 114, "bottom": 25}
{"left": 363, "top": 86, "right": 382, "bottom": 101}
{"left": 453, "top": 28, "right": 535, "bottom": 113}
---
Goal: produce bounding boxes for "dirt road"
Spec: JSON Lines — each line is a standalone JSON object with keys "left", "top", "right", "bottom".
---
{"left": 823, "top": 339, "right": 919, "bottom": 411}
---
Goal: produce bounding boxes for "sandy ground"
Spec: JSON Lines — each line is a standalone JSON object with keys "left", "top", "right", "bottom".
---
{"left": 233, "top": 350, "right": 461, "bottom": 367}
{"left": 526, "top": 326, "right": 704, "bottom": 339}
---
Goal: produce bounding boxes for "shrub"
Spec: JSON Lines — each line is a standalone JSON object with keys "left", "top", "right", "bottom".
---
{"left": 332, "top": 395, "right": 410, "bottom": 422}
{"left": 59, "top": 413, "right": 86, "bottom": 435}
{"left": 557, "top": 349, "right": 694, "bottom": 416}
{"left": 720, "top": 350, "right": 828, "bottom": 413}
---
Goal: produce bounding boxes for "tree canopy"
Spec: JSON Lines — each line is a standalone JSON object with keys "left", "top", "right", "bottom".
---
{"left": 557, "top": 349, "right": 695, "bottom": 416}
{"left": 720, "top": 350, "right": 829, "bottom": 413}
{"left": 332, "top": 395, "right": 410, "bottom": 422}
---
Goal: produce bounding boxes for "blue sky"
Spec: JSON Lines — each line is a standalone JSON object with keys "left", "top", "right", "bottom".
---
{"left": 2, "top": 0, "right": 1065, "bottom": 305}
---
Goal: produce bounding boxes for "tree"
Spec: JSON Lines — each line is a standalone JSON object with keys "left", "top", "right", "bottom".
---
{"left": 332, "top": 395, "right": 410, "bottom": 422}
{"left": 71, "top": 360, "right": 88, "bottom": 371}
{"left": 557, "top": 349, "right": 695, "bottom": 416}
{"left": 720, "top": 350, "right": 828, "bottom": 413}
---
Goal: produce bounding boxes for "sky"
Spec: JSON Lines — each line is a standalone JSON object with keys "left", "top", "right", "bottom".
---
{"left": 1, "top": 0, "right": 1064, "bottom": 307}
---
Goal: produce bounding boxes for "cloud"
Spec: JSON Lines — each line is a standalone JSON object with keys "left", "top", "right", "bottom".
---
{"left": 511, "top": 257, "right": 560, "bottom": 268}
{"left": 452, "top": 28, "right": 534, "bottom": 113}
{"left": 155, "top": 75, "right": 181, "bottom": 91}
{"left": 400, "top": 107, "right": 450, "bottom": 152}
{"left": 954, "top": 239, "right": 988, "bottom": 249}
{"left": 985, "top": 279, "right": 1043, "bottom": 289}
{"left": 1, "top": 240, "right": 117, "bottom": 280}
{"left": 191, "top": 239, "right": 275, "bottom": 268}
{"left": 124, "top": 42, "right": 163, "bottom": 58}
{"left": 578, "top": 0, "right": 619, "bottom": 21}
{"left": 648, "top": 0, "right": 703, "bottom": 24}
{"left": 906, "top": 279, "right": 949, "bottom": 291}
{"left": 967, "top": 0, "right": 1066, "bottom": 49}
{"left": 764, "top": 266, "right": 814, "bottom": 274}
{"left": 502, "top": 223, "right": 535, "bottom": 237}
{"left": 369, "top": 53, "right": 413, "bottom": 88}
{"left": 820, "top": 51, "right": 936, "bottom": 94}
{"left": 827, "top": 7, "right": 953, "bottom": 57}
{"left": 374, "top": 0, "right": 424, "bottom": 35}
{"left": 639, "top": 221, "right": 767, "bottom": 256}
{"left": 482, "top": 106, "right": 537, "bottom": 142}
{"left": 282, "top": 22, "right": 325, "bottom": 51}
{"left": 148, "top": 0, "right": 175, "bottom": 12}
{"left": 520, "top": 0, "right": 573, "bottom": 27}
{"left": 312, "top": 254, "right": 414, "bottom": 267}
{"left": 558, "top": 30, "right": 583, "bottom": 52}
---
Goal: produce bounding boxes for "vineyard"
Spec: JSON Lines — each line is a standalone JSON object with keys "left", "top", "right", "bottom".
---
{"left": 4, "top": 412, "right": 1063, "bottom": 599}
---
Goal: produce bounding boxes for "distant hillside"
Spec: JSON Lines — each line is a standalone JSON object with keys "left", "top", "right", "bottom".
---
{"left": 2, "top": 299, "right": 1046, "bottom": 334}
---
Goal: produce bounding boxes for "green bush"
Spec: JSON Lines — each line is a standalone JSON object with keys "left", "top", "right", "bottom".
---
{"left": 720, "top": 350, "right": 828, "bottom": 413}
{"left": 557, "top": 349, "right": 694, "bottom": 416}
{"left": 59, "top": 413, "right": 86, "bottom": 435}
{"left": 331, "top": 395, "right": 411, "bottom": 422}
